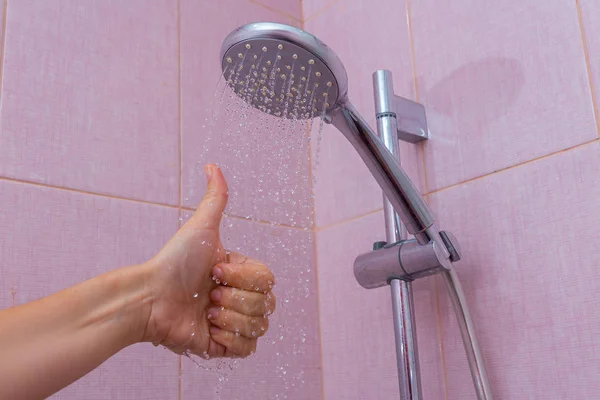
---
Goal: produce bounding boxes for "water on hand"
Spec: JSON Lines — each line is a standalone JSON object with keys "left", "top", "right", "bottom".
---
{"left": 183, "top": 49, "right": 329, "bottom": 399}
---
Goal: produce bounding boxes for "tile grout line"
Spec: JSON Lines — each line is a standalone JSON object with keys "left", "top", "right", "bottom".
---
{"left": 299, "top": 0, "right": 305, "bottom": 22}
{"left": 4, "top": 130, "right": 594, "bottom": 232}
{"left": 247, "top": 0, "right": 302, "bottom": 24}
{"left": 303, "top": 0, "right": 341, "bottom": 24}
{"left": 181, "top": 208, "right": 311, "bottom": 231}
{"left": 314, "top": 208, "right": 384, "bottom": 232}
{"left": 1, "top": 1, "right": 9, "bottom": 306}
{"left": 0, "top": 176, "right": 182, "bottom": 209}
{"left": 404, "top": 0, "right": 448, "bottom": 396}
{"left": 427, "top": 138, "right": 600, "bottom": 197}
{"left": 177, "top": 0, "right": 183, "bottom": 216}
{"left": 575, "top": 0, "right": 600, "bottom": 138}
{"left": 177, "top": 1, "right": 183, "bottom": 397}
{"left": 0, "top": 175, "right": 318, "bottom": 231}
{"left": 404, "top": 0, "right": 431, "bottom": 200}
{"left": 0, "top": 0, "right": 8, "bottom": 113}
{"left": 303, "top": 57, "right": 327, "bottom": 400}
{"left": 308, "top": 123, "right": 326, "bottom": 400}
{"left": 405, "top": 0, "right": 419, "bottom": 103}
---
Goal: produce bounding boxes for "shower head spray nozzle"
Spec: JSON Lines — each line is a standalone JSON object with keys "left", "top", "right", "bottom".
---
{"left": 220, "top": 22, "right": 348, "bottom": 119}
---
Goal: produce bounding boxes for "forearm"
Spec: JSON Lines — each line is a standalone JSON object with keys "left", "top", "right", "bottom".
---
{"left": 0, "top": 264, "right": 153, "bottom": 400}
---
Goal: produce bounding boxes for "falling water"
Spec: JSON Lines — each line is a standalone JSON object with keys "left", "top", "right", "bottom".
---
{"left": 182, "top": 46, "right": 328, "bottom": 399}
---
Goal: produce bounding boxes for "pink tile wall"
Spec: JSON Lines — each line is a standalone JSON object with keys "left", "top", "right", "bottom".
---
{"left": 410, "top": 0, "right": 597, "bottom": 191}
{"left": 305, "top": 0, "right": 425, "bottom": 229}
{"left": 0, "top": 180, "right": 180, "bottom": 399}
{"left": 181, "top": 215, "right": 322, "bottom": 399}
{"left": 0, "top": 0, "right": 180, "bottom": 204}
{"left": 307, "top": 0, "right": 600, "bottom": 399}
{"left": 429, "top": 143, "right": 600, "bottom": 399}
{"left": 316, "top": 211, "right": 445, "bottom": 400}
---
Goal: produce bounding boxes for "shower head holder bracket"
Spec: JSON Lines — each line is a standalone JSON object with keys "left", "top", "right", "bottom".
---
{"left": 373, "top": 70, "right": 428, "bottom": 143}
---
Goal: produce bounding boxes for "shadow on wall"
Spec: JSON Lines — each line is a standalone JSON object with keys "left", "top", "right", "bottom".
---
{"left": 414, "top": 57, "right": 525, "bottom": 139}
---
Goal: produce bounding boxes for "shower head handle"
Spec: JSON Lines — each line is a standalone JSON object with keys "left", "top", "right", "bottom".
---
{"left": 328, "top": 101, "right": 435, "bottom": 241}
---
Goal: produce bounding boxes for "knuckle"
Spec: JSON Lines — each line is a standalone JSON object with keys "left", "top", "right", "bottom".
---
{"left": 230, "top": 265, "right": 242, "bottom": 283}
{"left": 250, "top": 298, "right": 262, "bottom": 315}
{"left": 254, "top": 270, "right": 274, "bottom": 291}
{"left": 221, "top": 287, "right": 233, "bottom": 305}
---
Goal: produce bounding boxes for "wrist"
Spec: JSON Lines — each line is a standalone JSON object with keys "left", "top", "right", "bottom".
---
{"left": 93, "top": 263, "right": 156, "bottom": 347}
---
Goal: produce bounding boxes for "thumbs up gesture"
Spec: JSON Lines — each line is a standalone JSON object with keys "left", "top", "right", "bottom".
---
{"left": 142, "top": 165, "right": 276, "bottom": 358}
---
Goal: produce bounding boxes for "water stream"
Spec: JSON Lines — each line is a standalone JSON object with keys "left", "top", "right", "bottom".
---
{"left": 183, "top": 49, "right": 330, "bottom": 399}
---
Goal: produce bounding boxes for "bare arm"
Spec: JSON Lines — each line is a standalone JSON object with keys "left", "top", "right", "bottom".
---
{"left": 0, "top": 165, "right": 276, "bottom": 399}
{"left": 0, "top": 264, "right": 153, "bottom": 399}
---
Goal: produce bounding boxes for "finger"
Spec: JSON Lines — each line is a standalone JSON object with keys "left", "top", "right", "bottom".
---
{"left": 227, "top": 251, "right": 262, "bottom": 265}
{"left": 210, "top": 327, "right": 257, "bottom": 358}
{"left": 207, "top": 307, "right": 269, "bottom": 339}
{"left": 190, "top": 164, "right": 228, "bottom": 230}
{"left": 188, "top": 339, "right": 225, "bottom": 359}
{"left": 211, "top": 287, "right": 276, "bottom": 317}
{"left": 213, "top": 262, "right": 274, "bottom": 293}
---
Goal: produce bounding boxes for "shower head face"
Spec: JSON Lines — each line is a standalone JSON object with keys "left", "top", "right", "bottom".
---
{"left": 220, "top": 22, "right": 348, "bottom": 120}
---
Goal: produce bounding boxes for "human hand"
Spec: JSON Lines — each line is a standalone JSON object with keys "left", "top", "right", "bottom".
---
{"left": 141, "top": 164, "right": 276, "bottom": 358}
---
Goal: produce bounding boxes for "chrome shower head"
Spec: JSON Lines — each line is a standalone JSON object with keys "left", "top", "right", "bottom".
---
{"left": 220, "top": 22, "right": 348, "bottom": 119}
{"left": 220, "top": 22, "right": 437, "bottom": 244}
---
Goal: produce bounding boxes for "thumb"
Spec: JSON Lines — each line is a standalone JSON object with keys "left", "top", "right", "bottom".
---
{"left": 193, "top": 164, "right": 228, "bottom": 230}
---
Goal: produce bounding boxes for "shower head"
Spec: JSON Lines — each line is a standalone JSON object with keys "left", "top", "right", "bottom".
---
{"left": 220, "top": 22, "right": 348, "bottom": 119}
{"left": 220, "top": 23, "right": 437, "bottom": 244}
